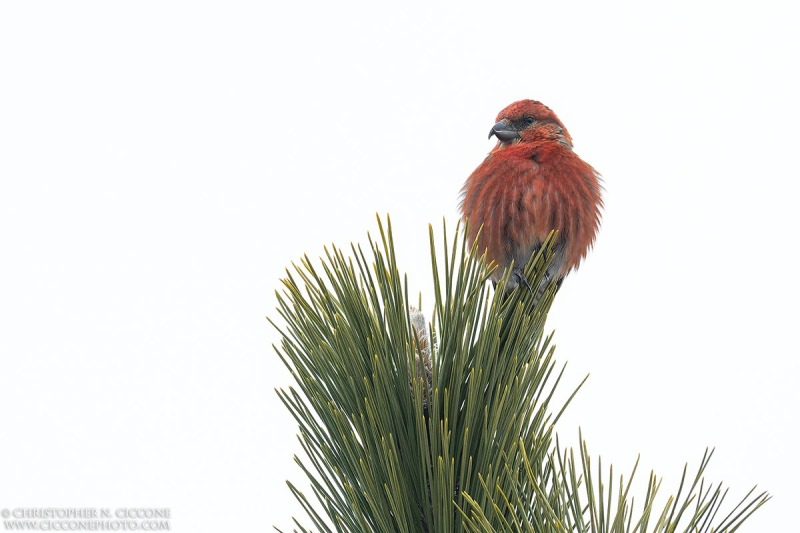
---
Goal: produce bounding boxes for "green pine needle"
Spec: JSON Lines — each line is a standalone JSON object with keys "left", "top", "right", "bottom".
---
{"left": 271, "top": 215, "right": 770, "bottom": 532}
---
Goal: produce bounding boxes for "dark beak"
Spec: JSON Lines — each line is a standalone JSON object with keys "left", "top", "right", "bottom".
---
{"left": 488, "top": 120, "right": 521, "bottom": 142}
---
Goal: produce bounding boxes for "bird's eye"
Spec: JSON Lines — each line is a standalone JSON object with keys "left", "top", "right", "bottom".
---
{"left": 524, "top": 116, "right": 534, "bottom": 125}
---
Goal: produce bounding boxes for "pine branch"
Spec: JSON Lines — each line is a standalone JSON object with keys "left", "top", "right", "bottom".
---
{"left": 271, "top": 215, "right": 769, "bottom": 532}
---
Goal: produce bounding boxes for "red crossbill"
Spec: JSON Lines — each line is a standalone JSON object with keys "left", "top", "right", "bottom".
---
{"left": 460, "top": 100, "right": 603, "bottom": 296}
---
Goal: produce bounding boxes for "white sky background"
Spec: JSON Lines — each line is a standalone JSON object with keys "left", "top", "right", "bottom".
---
{"left": 1, "top": 1, "right": 797, "bottom": 531}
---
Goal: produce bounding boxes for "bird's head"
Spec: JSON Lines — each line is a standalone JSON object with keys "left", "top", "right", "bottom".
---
{"left": 489, "top": 100, "right": 573, "bottom": 149}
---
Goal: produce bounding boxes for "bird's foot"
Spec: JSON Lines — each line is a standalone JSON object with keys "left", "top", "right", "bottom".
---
{"left": 511, "top": 266, "right": 533, "bottom": 293}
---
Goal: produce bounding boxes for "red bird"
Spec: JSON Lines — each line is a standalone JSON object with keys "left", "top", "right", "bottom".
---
{"left": 460, "top": 100, "right": 602, "bottom": 296}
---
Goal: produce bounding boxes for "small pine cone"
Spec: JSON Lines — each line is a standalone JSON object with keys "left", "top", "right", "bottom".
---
{"left": 409, "top": 306, "right": 432, "bottom": 409}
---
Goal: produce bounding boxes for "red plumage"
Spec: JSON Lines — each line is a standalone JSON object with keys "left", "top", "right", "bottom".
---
{"left": 460, "top": 100, "right": 602, "bottom": 293}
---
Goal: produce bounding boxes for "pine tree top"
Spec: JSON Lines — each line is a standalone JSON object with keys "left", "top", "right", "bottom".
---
{"left": 271, "top": 215, "right": 769, "bottom": 532}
